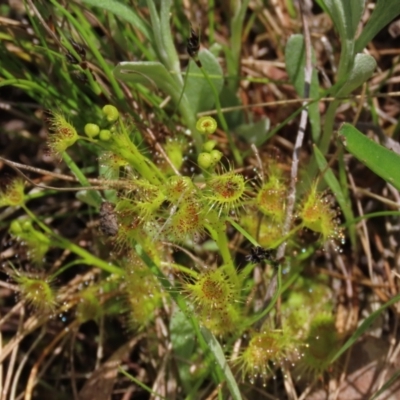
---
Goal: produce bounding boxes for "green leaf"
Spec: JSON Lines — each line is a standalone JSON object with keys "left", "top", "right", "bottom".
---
{"left": 313, "top": 145, "right": 356, "bottom": 248}
{"left": 322, "top": 0, "right": 366, "bottom": 41}
{"left": 219, "top": 85, "right": 245, "bottom": 130}
{"left": 285, "top": 34, "right": 321, "bottom": 142}
{"left": 355, "top": 0, "right": 400, "bottom": 53}
{"left": 113, "top": 61, "right": 181, "bottom": 105}
{"left": 170, "top": 309, "right": 196, "bottom": 393}
{"left": 183, "top": 49, "right": 224, "bottom": 114}
{"left": 227, "top": 0, "right": 251, "bottom": 91}
{"left": 234, "top": 118, "right": 270, "bottom": 146}
{"left": 336, "top": 53, "right": 376, "bottom": 96}
{"left": 200, "top": 327, "right": 243, "bottom": 400}
{"left": 159, "top": 0, "right": 181, "bottom": 79}
{"left": 80, "top": 0, "right": 151, "bottom": 40}
{"left": 320, "top": 0, "right": 366, "bottom": 81}
{"left": 339, "top": 123, "right": 400, "bottom": 191}
{"left": 145, "top": 0, "right": 180, "bottom": 81}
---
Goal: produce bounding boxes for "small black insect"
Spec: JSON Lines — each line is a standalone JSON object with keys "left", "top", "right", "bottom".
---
{"left": 65, "top": 51, "right": 79, "bottom": 64}
{"left": 70, "top": 39, "right": 86, "bottom": 59}
{"left": 187, "top": 27, "right": 202, "bottom": 67}
{"left": 65, "top": 39, "right": 88, "bottom": 69}
{"left": 71, "top": 71, "right": 89, "bottom": 84}
{"left": 99, "top": 202, "right": 118, "bottom": 237}
{"left": 246, "top": 246, "right": 274, "bottom": 264}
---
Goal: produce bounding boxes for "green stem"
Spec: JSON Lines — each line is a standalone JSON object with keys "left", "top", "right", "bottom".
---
{"left": 178, "top": 97, "right": 204, "bottom": 152}
{"left": 173, "top": 65, "right": 203, "bottom": 152}
{"left": 205, "top": 212, "right": 239, "bottom": 288}
{"left": 198, "top": 65, "right": 242, "bottom": 165}
{"left": 22, "top": 205, "right": 123, "bottom": 276}
{"left": 62, "top": 152, "right": 102, "bottom": 207}
{"left": 303, "top": 99, "right": 339, "bottom": 192}
{"left": 133, "top": 242, "right": 228, "bottom": 386}
{"left": 229, "top": 0, "right": 250, "bottom": 92}
{"left": 208, "top": 0, "right": 215, "bottom": 43}
{"left": 107, "top": 120, "right": 165, "bottom": 184}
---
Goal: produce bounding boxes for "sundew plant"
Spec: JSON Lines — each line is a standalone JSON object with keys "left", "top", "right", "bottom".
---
{"left": 1, "top": 0, "right": 400, "bottom": 399}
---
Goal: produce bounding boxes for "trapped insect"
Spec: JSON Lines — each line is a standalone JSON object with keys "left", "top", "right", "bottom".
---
{"left": 246, "top": 246, "right": 274, "bottom": 264}
{"left": 99, "top": 202, "right": 118, "bottom": 237}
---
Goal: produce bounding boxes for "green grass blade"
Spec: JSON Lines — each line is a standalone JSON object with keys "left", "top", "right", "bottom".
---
{"left": 339, "top": 123, "right": 400, "bottom": 191}
{"left": 200, "top": 327, "right": 243, "bottom": 400}
{"left": 119, "top": 367, "right": 166, "bottom": 399}
{"left": 369, "top": 369, "right": 400, "bottom": 400}
{"left": 170, "top": 309, "right": 196, "bottom": 393}
{"left": 159, "top": 0, "right": 181, "bottom": 80}
{"left": 330, "top": 293, "right": 400, "bottom": 363}
{"left": 80, "top": 0, "right": 152, "bottom": 40}
{"left": 355, "top": 0, "right": 400, "bottom": 52}
{"left": 114, "top": 61, "right": 181, "bottom": 104}
{"left": 345, "top": 211, "right": 400, "bottom": 225}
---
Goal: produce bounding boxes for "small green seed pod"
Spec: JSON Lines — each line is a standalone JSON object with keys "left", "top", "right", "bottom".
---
{"left": 197, "top": 152, "right": 213, "bottom": 169}
{"left": 203, "top": 140, "right": 217, "bottom": 152}
{"left": 102, "top": 105, "right": 119, "bottom": 122}
{"left": 10, "top": 220, "right": 23, "bottom": 235}
{"left": 99, "top": 129, "right": 111, "bottom": 141}
{"left": 84, "top": 123, "right": 100, "bottom": 138}
{"left": 196, "top": 116, "right": 217, "bottom": 135}
{"left": 210, "top": 149, "right": 222, "bottom": 164}
{"left": 22, "top": 220, "right": 32, "bottom": 231}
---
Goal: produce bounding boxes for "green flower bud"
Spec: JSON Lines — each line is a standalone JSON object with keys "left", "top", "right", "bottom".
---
{"left": 10, "top": 220, "right": 23, "bottom": 235}
{"left": 210, "top": 149, "right": 222, "bottom": 164}
{"left": 203, "top": 140, "right": 217, "bottom": 152}
{"left": 197, "top": 152, "right": 213, "bottom": 169}
{"left": 22, "top": 220, "right": 32, "bottom": 231}
{"left": 196, "top": 116, "right": 217, "bottom": 135}
{"left": 84, "top": 123, "right": 100, "bottom": 138}
{"left": 99, "top": 129, "right": 111, "bottom": 141}
{"left": 102, "top": 105, "right": 119, "bottom": 122}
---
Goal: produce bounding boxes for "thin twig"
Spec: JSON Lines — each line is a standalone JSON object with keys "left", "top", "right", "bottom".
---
{"left": 9, "top": 328, "right": 46, "bottom": 400}
{"left": 25, "top": 0, "right": 61, "bottom": 46}
{"left": 264, "top": 1, "right": 313, "bottom": 304}
{"left": 197, "top": 90, "right": 400, "bottom": 117}
{"left": 1, "top": 157, "right": 120, "bottom": 192}
{"left": 1, "top": 307, "right": 24, "bottom": 400}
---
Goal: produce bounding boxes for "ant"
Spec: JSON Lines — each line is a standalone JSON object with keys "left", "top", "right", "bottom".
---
{"left": 246, "top": 246, "right": 281, "bottom": 267}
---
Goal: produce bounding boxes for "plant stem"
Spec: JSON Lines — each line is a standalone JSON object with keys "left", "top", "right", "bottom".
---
{"left": 205, "top": 212, "right": 239, "bottom": 288}
{"left": 62, "top": 152, "right": 102, "bottom": 207}
{"left": 22, "top": 205, "right": 123, "bottom": 276}
{"left": 199, "top": 66, "right": 242, "bottom": 165}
